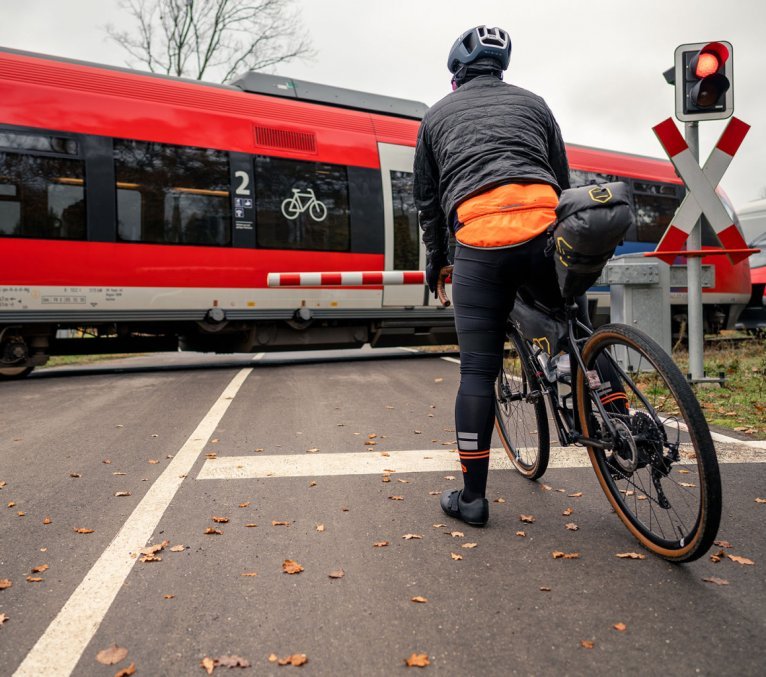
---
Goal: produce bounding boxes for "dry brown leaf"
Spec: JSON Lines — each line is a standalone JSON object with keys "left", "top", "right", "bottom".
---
{"left": 613, "top": 622, "right": 627, "bottom": 632}
{"left": 115, "top": 663, "right": 136, "bottom": 677}
{"left": 368, "top": 433, "right": 378, "bottom": 439}
{"left": 114, "top": 491, "right": 131, "bottom": 497}
{"left": 0, "top": 613, "right": 8, "bottom": 624}
{"left": 17, "top": 511, "right": 25, "bottom": 517}
{"left": 411, "top": 596, "right": 428, "bottom": 603}
{"left": 272, "top": 521, "right": 290, "bottom": 526}
{"left": 95, "top": 644, "right": 128, "bottom": 665}
{"left": 727, "top": 554, "right": 755, "bottom": 566}
{"left": 276, "top": 654, "right": 308, "bottom": 666}
{"left": 306, "top": 448, "right": 319, "bottom": 453}
{"left": 204, "top": 528, "right": 223, "bottom": 535}
{"left": 461, "top": 543, "right": 478, "bottom": 549}
{"left": 679, "top": 482, "right": 696, "bottom": 488}
{"left": 212, "top": 516, "right": 229, "bottom": 524}
{"left": 515, "top": 531, "right": 526, "bottom": 537}
{"left": 562, "top": 507, "right": 574, "bottom": 516}
{"left": 328, "top": 569, "right": 345, "bottom": 579}
{"left": 382, "top": 475, "right": 391, "bottom": 483}
{"left": 443, "top": 475, "right": 455, "bottom": 480}
{"left": 405, "top": 653, "right": 430, "bottom": 667}
{"left": 519, "top": 515, "right": 535, "bottom": 523}
{"left": 703, "top": 576, "right": 730, "bottom": 585}
{"left": 163, "top": 594, "right": 174, "bottom": 599}
{"left": 282, "top": 559, "right": 304, "bottom": 575}
{"left": 26, "top": 576, "right": 43, "bottom": 583}
{"left": 428, "top": 491, "right": 440, "bottom": 496}
{"left": 397, "top": 478, "right": 411, "bottom": 484}
{"left": 755, "top": 498, "right": 766, "bottom": 504}
{"left": 148, "top": 459, "right": 159, "bottom": 465}
{"left": 43, "top": 517, "right": 52, "bottom": 525}
{"left": 402, "top": 534, "right": 422, "bottom": 540}
{"left": 140, "top": 541, "right": 169, "bottom": 556}
{"left": 615, "top": 552, "right": 646, "bottom": 559}
{"left": 565, "top": 523, "right": 579, "bottom": 531}
{"left": 316, "top": 524, "right": 325, "bottom": 532}
{"left": 308, "top": 480, "right": 317, "bottom": 487}
{"left": 450, "top": 552, "right": 463, "bottom": 561}
{"left": 69, "top": 473, "right": 81, "bottom": 478}
{"left": 539, "top": 586, "right": 551, "bottom": 592}
{"left": 113, "top": 472, "right": 127, "bottom": 476}
{"left": 6, "top": 501, "right": 15, "bottom": 508}
{"left": 364, "top": 441, "right": 377, "bottom": 446}
{"left": 580, "top": 640, "right": 595, "bottom": 649}
{"left": 389, "top": 495, "right": 404, "bottom": 501}
{"left": 201, "top": 656, "right": 216, "bottom": 675}
{"left": 170, "top": 545, "right": 185, "bottom": 552}
{"left": 217, "top": 655, "right": 251, "bottom": 668}
{"left": 31, "top": 564, "right": 49, "bottom": 574}
{"left": 714, "top": 540, "right": 733, "bottom": 549}
{"left": 373, "top": 541, "right": 390, "bottom": 548}
{"left": 245, "top": 523, "right": 258, "bottom": 528}
{"left": 494, "top": 498, "right": 506, "bottom": 503}
{"left": 432, "top": 523, "right": 446, "bottom": 528}
{"left": 541, "top": 483, "right": 553, "bottom": 491}
{"left": 568, "top": 491, "right": 583, "bottom": 498}
{"left": 449, "top": 531, "right": 464, "bottom": 538}
{"left": 74, "top": 528, "right": 95, "bottom": 534}
{"left": 0, "top": 579, "right": 11, "bottom": 590}
{"left": 239, "top": 502, "right": 251, "bottom": 508}
{"left": 241, "top": 572, "right": 258, "bottom": 577}
{"left": 552, "top": 551, "right": 580, "bottom": 559}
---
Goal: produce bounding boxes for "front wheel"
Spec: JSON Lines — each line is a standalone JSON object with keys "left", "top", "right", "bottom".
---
{"left": 0, "top": 366, "right": 34, "bottom": 380}
{"left": 576, "top": 323, "right": 721, "bottom": 562}
{"left": 494, "top": 330, "right": 550, "bottom": 480}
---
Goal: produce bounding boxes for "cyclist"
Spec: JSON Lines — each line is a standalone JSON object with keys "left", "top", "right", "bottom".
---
{"left": 414, "top": 25, "right": 571, "bottom": 526}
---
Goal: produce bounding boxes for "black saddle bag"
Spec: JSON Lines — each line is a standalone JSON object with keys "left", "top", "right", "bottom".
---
{"left": 548, "top": 182, "right": 635, "bottom": 298}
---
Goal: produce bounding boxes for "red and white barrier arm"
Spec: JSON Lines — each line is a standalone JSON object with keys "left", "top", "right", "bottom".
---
{"left": 267, "top": 271, "right": 426, "bottom": 287}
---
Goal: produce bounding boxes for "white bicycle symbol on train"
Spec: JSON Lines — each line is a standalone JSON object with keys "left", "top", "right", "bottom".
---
{"left": 280, "top": 188, "right": 328, "bottom": 222}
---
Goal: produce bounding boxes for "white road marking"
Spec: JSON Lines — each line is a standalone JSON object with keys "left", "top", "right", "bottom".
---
{"left": 252, "top": 352, "right": 265, "bottom": 361}
{"left": 196, "top": 444, "right": 766, "bottom": 481}
{"left": 14, "top": 368, "right": 253, "bottom": 677}
{"left": 441, "top": 356, "right": 461, "bottom": 365}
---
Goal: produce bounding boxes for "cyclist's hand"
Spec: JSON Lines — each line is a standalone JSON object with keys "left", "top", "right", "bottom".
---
{"left": 425, "top": 252, "right": 448, "bottom": 294}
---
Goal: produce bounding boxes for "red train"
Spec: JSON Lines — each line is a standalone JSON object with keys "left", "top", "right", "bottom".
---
{"left": 0, "top": 47, "right": 752, "bottom": 377}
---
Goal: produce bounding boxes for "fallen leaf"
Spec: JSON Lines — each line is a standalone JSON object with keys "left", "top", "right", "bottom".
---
{"left": 565, "top": 523, "right": 579, "bottom": 531}
{"left": 615, "top": 552, "right": 646, "bottom": 559}
{"left": 461, "top": 543, "right": 478, "bottom": 549}
{"left": 494, "top": 498, "right": 506, "bottom": 503}
{"left": 562, "top": 507, "right": 574, "bottom": 516}
{"left": 43, "top": 517, "right": 52, "bottom": 525}
{"left": 306, "top": 447, "right": 319, "bottom": 453}
{"left": 217, "top": 655, "right": 251, "bottom": 668}
{"left": 0, "top": 613, "right": 8, "bottom": 624}
{"left": 519, "top": 515, "right": 535, "bottom": 523}
{"left": 414, "top": 430, "right": 422, "bottom": 435}
{"left": 163, "top": 594, "right": 174, "bottom": 599}
{"left": 277, "top": 654, "right": 308, "bottom": 666}
{"left": 239, "top": 502, "right": 251, "bottom": 508}
{"left": 411, "top": 596, "right": 428, "bottom": 603}
{"left": 380, "top": 452, "right": 391, "bottom": 457}
{"left": 114, "top": 491, "right": 131, "bottom": 497}
{"left": 0, "top": 579, "right": 11, "bottom": 590}
{"left": 140, "top": 541, "right": 169, "bottom": 556}
{"left": 405, "top": 653, "right": 430, "bottom": 667}
{"left": 115, "top": 663, "right": 136, "bottom": 677}
{"left": 364, "top": 441, "right": 377, "bottom": 446}
{"left": 755, "top": 498, "right": 766, "bottom": 504}
{"left": 212, "top": 516, "right": 229, "bottom": 523}
{"left": 31, "top": 564, "right": 49, "bottom": 574}
{"left": 272, "top": 521, "right": 290, "bottom": 526}
{"left": 449, "top": 531, "right": 464, "bottom": 538}
{"left": 443, "top": 475, "right": 455, "bottom": 480}
{"left": 434, "top": 377, "right": 444, "bottom": 383}
{"left": 268, "top": 654, "right": 278, "bottom": 663}
{"left": 148, "top": 459, "right": 159, "bottom": 465}
{"left": 113, "top": 472, "right": 127, "bottom": 476}
{"left": 328, "top": 569, "right": 345, "bottom": 579}
{"left": 204, "top": 528, "right": 223, "bottom": 535}
{"left": 389, "top": 496, "right": 404, "bottom": 501}
{"left": 245, "top": 523, "right": 258, "bottom": 528}
{"left": 74, "top": 528, "right": 95, "bottom": 534}
{"left": 26, "top": 576, "right": 43, "bottom": 583}
{"left": 613, "top": 622, "right": 627, "bottom": 632}
{"left": 316, "top": 524, "right": 325, "bottom": 532}
{"left": 402, "top": 534, "right": 422, "bottom": 540}
{"left": 69, "top": 473, "right": 81, "bottom": 478}
{"left": 702, "top": 576, "right": 730, "bottom": 585}
{"left": 170, "top": 545, "right": 185, "bottom": 552}
{"left": 397, "top": 478, "right": 411, "bottom": 484}
{"left": 382, "top": 475, "right": 391, "bottom": 483}
{"left": 282, "top": 559, "right": 304, "bottom": 575}
{"left": 714, "top": 540, "right": 733, "bottom": 549}
{"left": 368, "top": 433, "right": 378, "bottom": 439}
{"left": 552, "top": 551, "right": 580, "bottom": 559}
{"left": 515, "top": 531, "right": 526, "bottom": 537}
{"left": 140, "top": 554, "right": 162, "bottom": 563}
{"left": 450, "top": 553, "right": 463, "bottom": 561}
{"left": 373, "top": 541, "right": 389, "bottom": 547}
{"left": 17, "top": 512, "right": 25, "bottom": 517}
{"left": 428, "top": 491, "right": 440, "bottom": 496}
{"left": 95, "top": 644, "right": 128, "bottom": 665}
{"left": 727, "top": 554, "right": 754, "bottom": 566}
{"left": 568, "top": 492, "right": 583, "bottom": 498}
{"left": 241, "top": 572, "right": 258, "bottom": 577}
{"left": 201, "top": 656, "right": 216, "bottom": 675}
{"left": 679, "top": 482, "right": 697, "bottom": 488}
{"left": 6, "top": 501, "right": 15, "bottom": 508}
{"left": 580, "top": 640, "right": 595, "bottom": 649}
{"left": 539, "top": 586, "right": 551, "bottom": 592}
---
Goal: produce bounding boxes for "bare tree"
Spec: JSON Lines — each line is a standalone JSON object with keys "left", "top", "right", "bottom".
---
{"left": 106, "top": 0, "right": 313, "bottom": 82}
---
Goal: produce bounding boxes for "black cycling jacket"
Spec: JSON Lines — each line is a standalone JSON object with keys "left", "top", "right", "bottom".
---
{"left": 414, "top": 73, "right": 570, "bottom": 261}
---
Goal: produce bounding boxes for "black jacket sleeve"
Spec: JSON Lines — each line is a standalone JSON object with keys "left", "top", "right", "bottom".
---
{"left": 414, "top": 122, "right": 449, "bottom": 260}
{"left": 547, "top": 113, "right": 571, "bottom": 192}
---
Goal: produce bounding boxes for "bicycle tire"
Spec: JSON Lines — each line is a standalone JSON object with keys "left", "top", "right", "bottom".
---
{"left": 575, "top": 323, "right": 721, "bottom": 562}
{"left": 494, "top": 329, "right": 550, "bottom": 480}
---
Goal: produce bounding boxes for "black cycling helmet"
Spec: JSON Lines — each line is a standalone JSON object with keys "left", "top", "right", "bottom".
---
{"left": 447, "top": 25, "right": 511, "bottom": 74}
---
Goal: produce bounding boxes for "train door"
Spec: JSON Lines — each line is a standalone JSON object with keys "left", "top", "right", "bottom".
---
{"left": 378, "top": 143, "right": 426, "bottom": 306}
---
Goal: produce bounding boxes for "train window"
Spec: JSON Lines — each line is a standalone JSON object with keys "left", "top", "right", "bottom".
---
{"left": 114, "top": 140, "right": 231, "bottom": 246}
{"left": 255, "top": 156, "right": 349, "bottom": 251}
{"left": 0, "top": 153, "right": 85, "bottom": 239}
{"left": 0, "top": 130, "right": 78, "bottom": 156}
{"left": 391, "top": 170, "right": 419, "bottom": 269}
{"left": 632, "top": 181, "right": 681, "bottom": 243}
{"left": 569, "top": 169, "right": 620, "bottom": 188}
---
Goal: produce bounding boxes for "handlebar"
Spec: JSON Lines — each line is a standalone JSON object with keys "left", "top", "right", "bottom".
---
{"left": 436, "top": 265, "right": 454, "bottom": 307}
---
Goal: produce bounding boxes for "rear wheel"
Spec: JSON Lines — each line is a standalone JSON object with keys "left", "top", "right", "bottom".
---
{"left": 0, "top": 366, "right": 33, "bottom": 380}
{"left": 576, "top": 324, "right": 721, "bottom": 562}
{"left": 494, "top": 330, "right": 550, "bottom": 480}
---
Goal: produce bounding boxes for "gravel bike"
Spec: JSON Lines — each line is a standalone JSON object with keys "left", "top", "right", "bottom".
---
{"left": 437, "top": 267, "right": 721, "bottom": 563}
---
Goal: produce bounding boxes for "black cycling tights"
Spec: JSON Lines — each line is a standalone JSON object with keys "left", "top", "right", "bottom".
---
{"left": 452, "top": 233, "right": 569, "bottom": 501}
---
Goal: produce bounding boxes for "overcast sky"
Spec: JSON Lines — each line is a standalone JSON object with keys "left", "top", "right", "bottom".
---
{"left": 1, "top": 0, "right": 764, "bottom": 210}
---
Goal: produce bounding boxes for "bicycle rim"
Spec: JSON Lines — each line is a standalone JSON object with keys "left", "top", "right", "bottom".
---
{"left": 576, "top": 324, "right": 721, "bottom": 562}
{"left": 494, "top": 332, "right": 550, "bottom": 480}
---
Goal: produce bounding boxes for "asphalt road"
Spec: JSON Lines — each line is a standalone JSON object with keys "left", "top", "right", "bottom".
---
{"left": 1, "top": 349, "right": 765, "bottom": 676}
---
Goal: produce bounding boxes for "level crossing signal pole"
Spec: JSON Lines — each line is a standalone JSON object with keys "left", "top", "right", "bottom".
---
{"left": 654, "top": 41, "right": 758, "bottom": 383}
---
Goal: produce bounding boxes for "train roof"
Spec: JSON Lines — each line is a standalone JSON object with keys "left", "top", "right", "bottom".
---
{"left": 0, "top": 45, "right": 427, "bottom": 121}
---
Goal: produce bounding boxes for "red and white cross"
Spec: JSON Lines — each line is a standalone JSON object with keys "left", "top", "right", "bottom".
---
{"left": 652, "top": 116, "right": 751, "bottom": 265}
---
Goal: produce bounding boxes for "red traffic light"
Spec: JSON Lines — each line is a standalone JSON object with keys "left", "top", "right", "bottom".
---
{"left": 673, "top": 40, "right": 734, "bottom": 121}
{"left": 694, "top": 53, "right": 719, "bottom": 78}
{"left": 690, "top": 42, "right": 730, "bottom": 79}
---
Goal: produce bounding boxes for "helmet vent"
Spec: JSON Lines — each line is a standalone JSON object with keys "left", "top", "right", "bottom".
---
{"left": 254, "top": 125, "right": 316, "bottom": 153}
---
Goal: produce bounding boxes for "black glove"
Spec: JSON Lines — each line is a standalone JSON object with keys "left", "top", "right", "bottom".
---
{"left": 425, "top": 250, "right": 448, "bottom": 295}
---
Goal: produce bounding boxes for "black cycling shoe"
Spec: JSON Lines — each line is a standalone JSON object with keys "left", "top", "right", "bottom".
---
{"left": 440, "top": 489, "right": 489, "bottom": 527}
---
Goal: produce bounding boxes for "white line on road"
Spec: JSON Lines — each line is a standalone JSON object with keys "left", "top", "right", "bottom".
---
{"left": 14, "top": 368, "right": 253, "bottom": 677}
{"left": 196, "top": 444, "right": 766, "bottom": 481}
{"left": 441, "top": 356, "right": 461, "bottom": 365}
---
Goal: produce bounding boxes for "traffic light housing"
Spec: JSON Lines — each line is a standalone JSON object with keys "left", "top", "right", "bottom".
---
{"left": 674, "top": 41, "right": 733, "bottom": 122}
